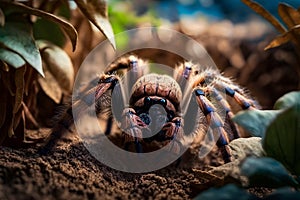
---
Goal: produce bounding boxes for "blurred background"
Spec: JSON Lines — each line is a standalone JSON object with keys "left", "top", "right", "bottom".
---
{"left": 99, "top": 0, "right": 299, "bottom": 108}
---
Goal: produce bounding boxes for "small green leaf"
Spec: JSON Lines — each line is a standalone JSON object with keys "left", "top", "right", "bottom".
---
{"left": 74, "top": 0, "right": 116, "bottom": 50}
{"left": 194, "top": 184, "right": 253, "bottom": 200}
{"left": 0, "top": 21, "right": 44, "bottom": 76}
{"left": 263, "top": 104, "right": 300, "bottom": 176}
{"left": 0, "top": 1, "right": 77, "bottom": 51}
{"left": 0, "top": 48, "right": 25, "bottom": 68}
{"left": 232, "top": 109, "right": 282, "bottom": 137}
{"left": 241, "top": 157, "right": 299, "bottom": 188}
{"left": 274, "top": 91, "right": 300, "bottom": 110}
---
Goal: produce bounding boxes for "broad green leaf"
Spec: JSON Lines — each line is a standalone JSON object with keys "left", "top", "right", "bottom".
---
{"left": 33, "top": 18, "right": 66, "bottom": 48}
{"left": 242, "top": 0, "right": 286, "bottom": 33}
{"left": 265, "top": 25, "right": 300, "bottom": 50}
{"left": 0, "top": 48, "right": 25, "bottom": 68}
{"left": 274, "top": 91, "right": 300, "bottom": 110}
{"left": 232, "top": 109, "right": 282, "bottom": 137}
{"left": 0, "top": 1, "right": 77, "bottom": 51}
{"left": 194, "top": 184, "right": 253, "bottom": 200}
{"left": 263, "top": 104, "right": 300, "bottom": 176}
{"left": 265, "top": 188, "right": 300, "bottom": 200}
{"left": 0, "top": 21, "right": 44, "bottom": 76}
{"left": 278, "top": 3, "right": 300, "bottom": 29}
{"left": 74, "top": 0, "right": 116, "bottom": 50}
{"left": 241, "top": 157, "right": 299, "bottom": 188}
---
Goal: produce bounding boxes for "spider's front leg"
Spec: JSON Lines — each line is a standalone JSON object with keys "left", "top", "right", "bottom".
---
{"left": 161, "top": 117, "right": 184, "bottom": 155}
{"left": 194, "top": 88, "right": 232, "bottom": 162}
{"left": 39, "top": 74, "right": 120, "bottom": 155}
{"left": 121, "top": 108, "right": 148, "bottom": 153}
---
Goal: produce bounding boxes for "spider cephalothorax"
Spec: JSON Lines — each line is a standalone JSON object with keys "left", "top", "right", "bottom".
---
{"left": 41, "top": 55, "right": 259, "bottom": 163}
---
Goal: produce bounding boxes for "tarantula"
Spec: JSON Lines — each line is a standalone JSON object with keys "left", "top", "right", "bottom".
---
{"left": 40, "top": 55, "right": 258, "bottom": 163}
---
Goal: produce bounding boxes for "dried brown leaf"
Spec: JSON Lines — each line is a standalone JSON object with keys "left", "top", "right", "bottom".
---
{"left": 278, "top": 3, "right": 300, "bottom": 29}
{"left": 37, "top": 40, "right": 74, "bottom": 92}
{"left": 22, "top": 102, "right": 38, "bottom": 129}
{"left": 74, "top": 0, "right": 116, "bottom": 49}
{"left": 13, "top": 104, "right": 23, "bottom": 130}
{"left": 242, "top": 0, "right": 286, "bottom": 33}
{"left": 0, "top": 84, "right": 7, "bottom": 128}
{"left": 0, "top": 60, "right": 9, "bottom": 72}
{"left": 24, "top": 66, "right": 36, "bottom": 96}
{"left": 0, "top": 8, "right": 4, "bottom": 27}
{"left": 38, "top": 61, "right": 63, "bottom": 104}
{"left": 0, "top": 1, "right": 77, "bottom": 51}
{"left": 0, "top": 66, "right": 15, "bottom": 96}
{"left": 13, "top": 66, "right": 26, "bottom": 113}
{"left": 265, "top": 25, "right": 300, "bottom": 50}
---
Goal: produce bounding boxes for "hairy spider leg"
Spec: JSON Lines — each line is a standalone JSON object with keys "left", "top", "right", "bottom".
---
{"left": 106, "top": 55, "right": 150, "bottom": 135}
{"left": 121, "top": 108, "right": 148, "bottom": 153}
{"left": 208, "top": 87, "right": 240, "bottom": 139}
{"left": 214, "top": 80, "right": 258, "bottom": 110}
{"left": 194, "top": 88, "right": 232, "bottom": 163}
{"left": 161, "top": 117, "right": 184, "bottom": 155}
{"left": 38, "top": 74, "right": 120, "bottom": 155}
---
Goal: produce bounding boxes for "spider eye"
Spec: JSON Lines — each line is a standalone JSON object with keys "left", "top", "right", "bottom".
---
{"left": 144, "top": 96, "right": 152, "bottom": 106}
{"left": 159, "top": 98, "right": 167, "bottom": 106}
{"left": 167, "top": 110, "right": 175, "bottom": 120}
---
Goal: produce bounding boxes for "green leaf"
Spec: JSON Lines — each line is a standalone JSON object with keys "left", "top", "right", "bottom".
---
{"left": 194, "top": 184, "right": 254, "bottom": 200}
{"left": 263, "top": 104, "right": 300, "bottom": 176}
{"left": 274, "top": 91, "right": 300, "bottom": 110}
{"left": 0, "top": 48, "right": 25, "bottom": 68}
{"left": 33, "top": 18, "right": 66, "bottom": 48}
{"left": 0, "top": 21, "right": 44, "bottom": 76}
{"left": 0, "top": 1, "right": 77, "bottom": 51}
{"left": 232, "top": 109, "right": 282, "bottom": 137}
{"left": 241, "top": 157, "right": 299, "bottom": 188}
{"left": 74, "top": 0, "right": 116, "bottom": 50}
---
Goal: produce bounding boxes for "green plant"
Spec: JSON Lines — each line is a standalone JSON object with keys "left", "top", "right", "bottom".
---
{"left": 0, "top": 0, "right": 115, "bottom": 146}
{"left": 233, "top": 91, "right": 300, "bottom": 176}
{"left": 194, "top": 91, "right": 300, "bottom": 199}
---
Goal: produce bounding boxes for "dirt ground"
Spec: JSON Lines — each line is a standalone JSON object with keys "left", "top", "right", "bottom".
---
{"left": 0, "top": 20, "right": 299, "bottom": 200}
{"left": 0, "top": 128, "right": 268, "bottom": 200}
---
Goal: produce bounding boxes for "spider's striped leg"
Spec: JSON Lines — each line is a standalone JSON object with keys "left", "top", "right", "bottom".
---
{"left": 194, "top": 88, "right": 232, "bottom": 163}
{"left": 215, "top": 81, "right": 258, "bottom": 111}
{"left": 161, "top": 117, "right": 184, "bottom": 155}
{"left": 39, "top": 74, "right": 120, "bottom": 155}
{"left": 209, "top": 88, "right": 240, "bottom": 139}
{"left": 121, "top": 108, "right": 148, "bottom": 153}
